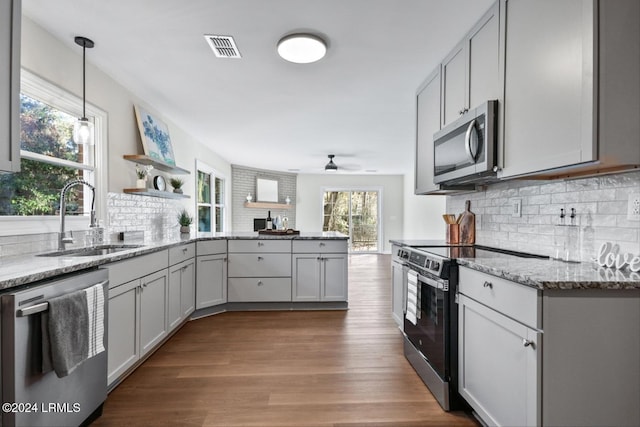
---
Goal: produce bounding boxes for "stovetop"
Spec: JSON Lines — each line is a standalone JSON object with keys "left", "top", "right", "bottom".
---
{"left": 395, "top": 244, "right": 548, "bottom": 279}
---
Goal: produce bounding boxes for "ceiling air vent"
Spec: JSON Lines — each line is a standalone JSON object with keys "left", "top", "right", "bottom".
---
{"left": 204, "top": 34, "right": 242, "bottom": 59}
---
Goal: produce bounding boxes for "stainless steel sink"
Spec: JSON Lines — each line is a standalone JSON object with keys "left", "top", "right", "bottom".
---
{"left": 37, "top": 244, "right": 144, "bottom": 257}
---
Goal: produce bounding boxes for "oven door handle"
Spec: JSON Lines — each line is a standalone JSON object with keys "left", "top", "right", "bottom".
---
{"left": 417, "top": 273, "right": 448, "bottom": 291}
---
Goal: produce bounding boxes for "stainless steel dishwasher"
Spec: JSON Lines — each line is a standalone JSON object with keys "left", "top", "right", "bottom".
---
{"left": 1, "top": 268, "right": 108, "bottom": 427}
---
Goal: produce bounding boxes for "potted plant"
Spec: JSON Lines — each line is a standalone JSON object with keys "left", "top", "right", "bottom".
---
{"left": 177, "top": 209, "right": 193, "bottom": 234}
{"left": 170, "top": 177, "right": 184, "bottom": 194}
{"left": 135, "top": 164, "right": 153, "bottom": 188}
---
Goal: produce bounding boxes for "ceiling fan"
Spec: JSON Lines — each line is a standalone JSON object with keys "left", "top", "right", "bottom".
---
{"left": 324, "top": 154, "right": 361, "bottom": 172}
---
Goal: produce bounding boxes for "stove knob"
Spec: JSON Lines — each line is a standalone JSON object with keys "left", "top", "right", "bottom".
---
{"left": 432, "top": 261, "right": 440, "bottom": 271}
{"left": 424, "top": 260, "right": 431, "bottom": 269}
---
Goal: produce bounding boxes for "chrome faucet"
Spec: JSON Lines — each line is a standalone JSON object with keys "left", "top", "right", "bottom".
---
{"left": 59, "top": 179, "right": 97, "bottom": 251}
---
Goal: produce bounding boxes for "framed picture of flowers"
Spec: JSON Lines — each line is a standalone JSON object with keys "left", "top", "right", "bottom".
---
{"left": 133, "top": 105, "right": 176, "bottom": 166}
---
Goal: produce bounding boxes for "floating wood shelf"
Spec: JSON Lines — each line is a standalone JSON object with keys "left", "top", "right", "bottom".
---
{"left": 123, "top": 154, "right": 190, "bottom": 174}
{"left": 244, "top": 202, "right": 292, "bottom": 210}
{"left": 123, "top": 188, "right": 190, "bottom": 199}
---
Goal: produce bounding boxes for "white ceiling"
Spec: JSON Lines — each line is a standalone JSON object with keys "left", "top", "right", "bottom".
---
{"left": 22, "top": 0, "right": 493, "bottom": 175}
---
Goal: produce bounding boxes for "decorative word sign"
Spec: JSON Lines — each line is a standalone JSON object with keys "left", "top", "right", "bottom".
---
{"left": 597, "top": 242, "right": 640, "bottom": 272}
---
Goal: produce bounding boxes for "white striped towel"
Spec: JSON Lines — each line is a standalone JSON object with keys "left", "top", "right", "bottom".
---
{"left": 85, "top": 283, "right": 105, "bottom": 358}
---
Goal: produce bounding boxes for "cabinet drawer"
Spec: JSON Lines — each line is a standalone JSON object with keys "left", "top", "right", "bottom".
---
{"left": 227, "top": 278, "right": 291, "bottom": 302}
{"left": 169, "top": 243, "right": 195, "bottom": 266}
{"left": 196, "top": 240, "right": 227, "bottom": 256}
{"left": 107, "top": 250, "right": 168, "bottom": 288}
{"left": 228, "top": 253, "right": 291, "bottom": 277}
{"left": 292, "top": 240, "right": 347, "bottom": 253}
{"left": 459, "top": 266, "right": 540, "bottom": 329}
{"left": 228, "top": 239, "right": 291, "bottom": 253}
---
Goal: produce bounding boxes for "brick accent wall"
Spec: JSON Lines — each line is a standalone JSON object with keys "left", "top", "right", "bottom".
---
{"left": 231, "top": 165, "right": 296, "bottom": 231}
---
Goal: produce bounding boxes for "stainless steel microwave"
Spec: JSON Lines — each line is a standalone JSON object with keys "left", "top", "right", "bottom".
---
{"left": 433, "top": 100, "right": 498, "bottom": 184}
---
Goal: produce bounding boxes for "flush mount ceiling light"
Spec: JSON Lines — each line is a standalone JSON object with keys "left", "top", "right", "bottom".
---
{"left": 325, "top": 154, "right": 338, "bottom": 172}
{"left": 73, "top": 36, "right": 95, "bottom": 146}
{"left": 277, "top": 33, "right": 327, "bottom": 64}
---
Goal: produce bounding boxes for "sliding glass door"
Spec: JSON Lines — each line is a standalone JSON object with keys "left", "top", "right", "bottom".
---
{"left": 323, "top": 189, "right": 380, "bottom": 252}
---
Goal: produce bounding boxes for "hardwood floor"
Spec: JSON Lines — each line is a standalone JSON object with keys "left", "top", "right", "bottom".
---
{"left": 94, "top": 254, "right": 478, "bottom": 427}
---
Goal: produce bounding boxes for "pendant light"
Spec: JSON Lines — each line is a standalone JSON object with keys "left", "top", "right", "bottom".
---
{"left": 73, "top": 36, "right": 95, "bottom": 145}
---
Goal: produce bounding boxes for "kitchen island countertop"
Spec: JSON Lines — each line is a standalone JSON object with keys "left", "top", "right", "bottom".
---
{"left": 0, "top": 231, "right": 348, "bottom": 291}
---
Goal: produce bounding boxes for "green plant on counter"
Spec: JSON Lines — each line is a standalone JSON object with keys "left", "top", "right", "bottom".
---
{"left": 177, "top": 209, "right": 193, "bottom": 226}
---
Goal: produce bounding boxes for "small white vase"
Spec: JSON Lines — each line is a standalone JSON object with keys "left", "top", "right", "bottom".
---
{"left": 136, "top": 178, "right": 146, "bottom": 189}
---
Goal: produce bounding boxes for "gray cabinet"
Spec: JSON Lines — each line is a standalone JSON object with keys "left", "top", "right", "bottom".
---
{"left": 415, "top": 2, "right": 500, "bottom": 194}
{"left": 107, "top": 279, "right": 138, "bottom": 386}
{"left": 138, "top": 269, "right": 169, "bottom": 355}
{"left": 195, "top": 240, "right": 227, "bottom": 309}
{"left": 0, "top": 0, "right": 21, "bottom": 173}
{"left": 458, "top": 267, "right": 541, "bottom": 426}
{"left": 414, "top": 67, "right": 442, "bottom": 195}
{"left": 458, "top": 265, "right": 640, "bottom": 427}
{"left": 292, "top": 240, "right": 348, "bottom": 302}
{"left": 106, "top": 250, "right": 169, "bottom": 387}
{"left": 441, "top": 2, "right": 500, "bottom": 128}
{"left": 441, "top": 41, "right": 467, "bottom": 128}
{"left": 168, "top": 243, "right": 195, "bottom": 330}
{"left": 227, "top": 239, "right": 292, "bottom": 302}
{"left": 390, "top": 248, "right": 406, "bottom": 327}
{"left": 499, "top": 0, "right": 640, "bottom": 179}
{"left": 107, "top": 268, "right": 169, "bottom": 386}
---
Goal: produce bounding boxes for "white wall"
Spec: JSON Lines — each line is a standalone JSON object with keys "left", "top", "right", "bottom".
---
{"left": 296, "top": 174, "right": 404, "bottom": 253}
{"left": 20, "top": 17, "right": 232, "bottom": 225}
{"left": 402, "top": 168, "right": 447, "bottom": 240}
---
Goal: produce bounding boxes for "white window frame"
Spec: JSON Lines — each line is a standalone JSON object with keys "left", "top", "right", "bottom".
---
{"left": 321, "top": 186, "right": 383, "bottom": 253}
{"left": 0, "top": 69, "right": 108, "bottom": 236}
{"left": 195, "top": 160, "right": 226, "bottom": 233}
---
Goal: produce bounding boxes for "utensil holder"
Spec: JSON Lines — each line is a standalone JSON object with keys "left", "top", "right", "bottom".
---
{"left": 446, "top": 224, "right": 460, "bottom": 244}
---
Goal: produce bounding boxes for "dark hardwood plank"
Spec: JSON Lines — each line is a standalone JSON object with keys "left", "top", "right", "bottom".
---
{"left": 94, "top": 254, "right": 478, "bottom": 427}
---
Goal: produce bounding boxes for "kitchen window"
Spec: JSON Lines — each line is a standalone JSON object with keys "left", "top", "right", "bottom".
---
{"left": 0, "top": 70, "right": 107, "bottom": 236}
{"left": 196, "top": 160, "right": 225, "bottom": 233}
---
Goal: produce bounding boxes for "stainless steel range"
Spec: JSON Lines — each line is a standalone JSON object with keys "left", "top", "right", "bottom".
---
{"left": 396, "top": 244, "right": 547, "bottom": 411}
{"left": 397, "top": 245, "right": 468, "bottom": 411}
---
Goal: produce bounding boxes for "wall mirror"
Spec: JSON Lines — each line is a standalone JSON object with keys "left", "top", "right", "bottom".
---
{"left": 256, "top": 177, "right": 278, "bottom": 202}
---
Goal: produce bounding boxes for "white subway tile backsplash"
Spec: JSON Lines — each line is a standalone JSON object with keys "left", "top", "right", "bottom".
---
{"left": 447, "top": 171, "right": 640, "bottom": 261}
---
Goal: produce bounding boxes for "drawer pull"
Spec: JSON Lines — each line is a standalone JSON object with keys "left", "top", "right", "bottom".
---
{"left": 258, "top": 242, "right": 264, "bottom": 247}
{"left": 523, "top": 339, "right": 534, "bottom": 348}
{"left": 182, "top": 248, "right": 188, "bottom": 254}
{"left": 257, "top": 280, "right": 264, "bottom": 286}
{"left": 257, "top": 256, "right": 264, "bottom": 261}
{"left": 319, "top": 242, "right": 325, "bottom": 247}
{"left": 483, "top": 281, "right": 493, "bottom": 289}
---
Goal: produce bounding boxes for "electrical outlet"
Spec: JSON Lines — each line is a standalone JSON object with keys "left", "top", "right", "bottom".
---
{"left": 628, "top": 194, "right": 640, "bottom": 221}
{"left": 512, "top": 199, "right": 522, "bottom": 218}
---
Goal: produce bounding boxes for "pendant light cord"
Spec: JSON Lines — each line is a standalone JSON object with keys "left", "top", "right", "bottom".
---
{"left": 82, "top": 43, "right": 86, "bottom": 118}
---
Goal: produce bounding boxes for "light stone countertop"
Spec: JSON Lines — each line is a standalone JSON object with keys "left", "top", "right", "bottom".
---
{"left": 456, "top": 256, "right": 640, "bottom": 290}
{"left": 0, "top": 231, "right": 348, "bottom": 291}
{"left": 390, "top": 240, "right": 640, "bottom": 290}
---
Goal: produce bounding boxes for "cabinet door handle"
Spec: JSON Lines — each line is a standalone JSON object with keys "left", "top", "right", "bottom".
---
{"left": 182, "top": 266, "right": 187, "bottom": 272}
{"left": 523, "top": 339, "right": 534, "bottom": 348}
{"left": 483, "top": 281, "right": 493, "bottom": 289}
{"left": 223, "top": 257, "right": 227, "bottom": 262}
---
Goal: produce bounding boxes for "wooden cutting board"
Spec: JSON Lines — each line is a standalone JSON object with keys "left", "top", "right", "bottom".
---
{"left": 459, "top": 200, "right": 475, "bottom": 244}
